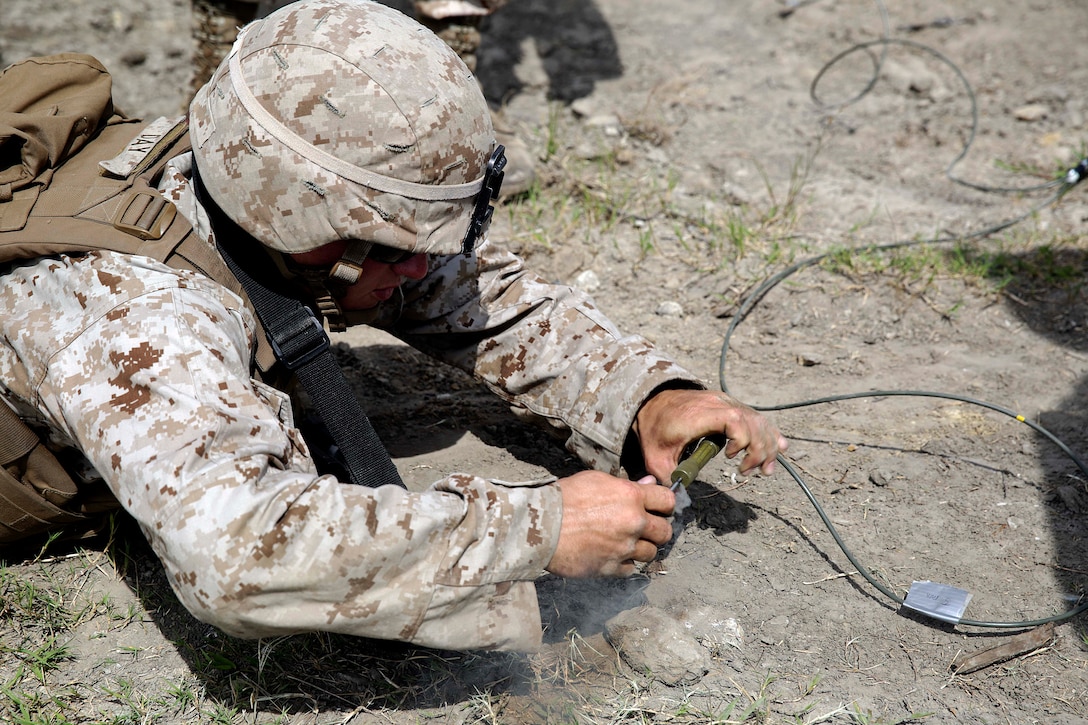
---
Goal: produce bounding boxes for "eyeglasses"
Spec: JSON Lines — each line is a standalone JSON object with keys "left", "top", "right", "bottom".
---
{"left": 365, "top": 243, "right": 419, "bottom": 266}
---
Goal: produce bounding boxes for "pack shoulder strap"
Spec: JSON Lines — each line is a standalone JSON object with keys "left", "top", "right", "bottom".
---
{"left": 0, "top": 399, "right": 38, "bottom": 466}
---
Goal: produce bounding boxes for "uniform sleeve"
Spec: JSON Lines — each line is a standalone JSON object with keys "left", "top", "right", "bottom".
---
{"left": 385, "top": 240, "right": 706, "bottom": 474}
{"left": 2, "top": 254, "right": 559, "bottom": 650}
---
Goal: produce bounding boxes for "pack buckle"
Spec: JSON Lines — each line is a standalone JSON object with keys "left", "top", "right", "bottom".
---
{"left": 269, "top": 306, "right": 330, "bottom": 372}
{"left": 113, "top": 190, "right": 177, "bottom": 240}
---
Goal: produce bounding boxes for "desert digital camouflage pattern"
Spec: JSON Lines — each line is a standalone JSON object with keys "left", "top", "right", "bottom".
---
{"left": 414, "top": 0, "right": 507, "bottom": 21}
{"left": 189, "top": 0, "right": 504, "bottom": 96}
{"left": 189, "top": 0, "right": 495, "bottom": 256}
{"left": 412, "top": 0, "right": 507, "bottom": 72}
{"left": 0, "top": 143, "right": 703, "bottom": 650}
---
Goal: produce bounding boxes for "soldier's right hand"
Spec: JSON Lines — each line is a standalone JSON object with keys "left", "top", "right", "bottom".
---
{"left": 546, "top": 471, "right": 675, "bottom": 578}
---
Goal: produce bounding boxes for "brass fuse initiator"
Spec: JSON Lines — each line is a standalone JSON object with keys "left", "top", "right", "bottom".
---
{"left": 669, "top": 435, "right": 727, "bottom": 491}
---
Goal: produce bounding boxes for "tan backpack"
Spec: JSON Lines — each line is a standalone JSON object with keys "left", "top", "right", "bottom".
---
{"left": 0, "top": 54, "right": 404, "bottom": 544}
{"left": 0, "top": 53, "right": 259, "bottom": 543}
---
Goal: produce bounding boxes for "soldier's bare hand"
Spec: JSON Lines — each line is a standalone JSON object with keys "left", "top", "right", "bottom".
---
{"left": 634, "top": 388, "right": 788, "bottom": 483}
{"left": 546, "top": 472, "right": 674, "bottom": 578}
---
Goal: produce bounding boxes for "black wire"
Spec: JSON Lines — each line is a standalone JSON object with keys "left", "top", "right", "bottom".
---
{"left": 717, "top": 2, "right": 1088, "bottom": 630}
{"left": 769, "top": 394, "right": 1088, "bottom": 629}
{"left": 812, "top": 38, "right": 1064, "bottom": 195}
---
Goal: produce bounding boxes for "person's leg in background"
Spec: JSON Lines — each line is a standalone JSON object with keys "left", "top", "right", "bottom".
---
{"left": 414, "top": 0, "right": 535, "bottom": 196}
{"left": 189, "top": 0, "right": 261, "bottom": 97}
{"left": 189, "top": 0, "right": 536, "bottom": 196}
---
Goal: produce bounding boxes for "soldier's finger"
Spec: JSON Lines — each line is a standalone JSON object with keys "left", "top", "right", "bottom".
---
{"left": 631, "top": 539, "right": 659, "bottom": 564}
{"left": 640, "top": 512, "right": 673, "bottom": 546}
{"left": 638, "top": 479, "right": 675, "bottom": 516}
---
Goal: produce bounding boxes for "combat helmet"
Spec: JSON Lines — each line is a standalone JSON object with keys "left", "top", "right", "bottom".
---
{"left": 188, "top": 0, "right": 505, "bottom": 327}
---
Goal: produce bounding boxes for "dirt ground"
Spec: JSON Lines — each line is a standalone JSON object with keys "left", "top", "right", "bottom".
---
{"left": 2, "top": 0, "right": 1087, "bottom": 723}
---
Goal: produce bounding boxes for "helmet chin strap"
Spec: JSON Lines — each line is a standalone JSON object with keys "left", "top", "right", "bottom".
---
{"left": 195, "top": 159, "right": 384, "bottom": 333}
{"left": 329, "top": 240, "right": 373, "bottom": 286}
{"left": 274, "top": 239, "right": 376, "bottom": 332}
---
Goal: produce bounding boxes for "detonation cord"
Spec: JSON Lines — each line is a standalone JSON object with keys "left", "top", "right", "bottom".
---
{"left": 716, "top": 4, "right": 1088, "bottom": 630}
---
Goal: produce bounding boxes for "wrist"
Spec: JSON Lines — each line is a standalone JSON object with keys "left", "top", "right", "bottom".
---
{"left": 633, "top": 382, "right": 704, "bottom": 439}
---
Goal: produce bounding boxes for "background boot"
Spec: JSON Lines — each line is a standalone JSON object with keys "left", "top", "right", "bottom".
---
{"left": 491, "top": 111, "right": 536, "bottom": 197}
{"left": 418, "top": 12, "right": 536, "bottom": 196}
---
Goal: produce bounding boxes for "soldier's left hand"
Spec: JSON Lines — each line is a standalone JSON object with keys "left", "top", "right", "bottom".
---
{"left": 633, "top": 388, "right": 788, "bottom": 483}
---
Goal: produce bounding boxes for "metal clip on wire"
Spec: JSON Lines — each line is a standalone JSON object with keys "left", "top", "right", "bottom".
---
{"left": 1064, "top": 158, "right": 1088, "bottom": 185}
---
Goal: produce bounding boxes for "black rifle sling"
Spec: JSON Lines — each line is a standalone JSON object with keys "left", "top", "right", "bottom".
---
{"left": 191, "top": 162, "right": 402, "bottom": 489}
{"left": 215, "top": 238, "right": 405, "bottom": 489}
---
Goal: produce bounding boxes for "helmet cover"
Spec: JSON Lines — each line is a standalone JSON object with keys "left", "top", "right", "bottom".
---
{"left": 189, "top": 0, "right": 496, "bottom": 255}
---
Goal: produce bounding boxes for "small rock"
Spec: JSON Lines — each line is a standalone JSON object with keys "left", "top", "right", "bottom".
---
{"left": 759, "top": 614, "right": 790, "bottom": 646}
{"left": 797, "top": 352, "right": 822, "bottom": 366}
{"left": 120, "top": 50, "right": 147, "bottom": 67}
{"left": 604, "top": 606, "right": 711, "bottom": 686}
{"left": 882, "top": 58, "right": 942, "bottom": 100}
{"left": 675, "top": 604, "right": 745, "bottom": 656}
{"left": 573, "top": 269, "right": 601, "bottom": 293}
{"left": 570, "top": 98, "right": 595, "bottom": 118}
{"left": 720, "top": 181, "right": 752, "bottom": 207}
{"left": 1013, "top": 104, "right": 1049, "bottom": 122}
{"left": 908, "top": 73, "right": 934, "bottom": 95}
{"left": 1056, "top": 484, "right": 1088, "bottom": 514}
{"left": 655, "top": 301, "right": 684, "bottom": 317}
{"left": 614, "top": 146, "right": 635, "bottom": 165}
{"left": 110, "top": 9, "right": 132, "bottom": 33}
{"left": 584, "top": 113, "right": 623, "bottom": 135}
{"left": 869, "top": 469, "right": 891, "bottom": 487}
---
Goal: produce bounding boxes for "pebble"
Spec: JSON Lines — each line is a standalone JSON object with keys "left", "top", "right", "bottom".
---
{"left": 759, "top": 614, "right": 790, "bottom": 645}
{"left": 120, "top": 50, "right": 147, "bottom": 67}
{"left": 569, "top": 98, "right": 595, "bottom": 118}
{"left": 584, "top": 113, "right": 623, "bottom": 136}
{"left": 655, "top": 301, "right": 684, "bottom": 317}
{"left": 604, "top": 606, "right": 711, "bottom": 686}
{"left": 573, "top": 269, "right": 601, "bottom": 293}
{"left": 721, "top": 181, "right": 752, "bottom": 207}
{"left": 1013, "top": 104, "right": 1049, "bottom": 122}
{"left": 1056, "top": 484, "right": 1088, "bottom": 514}
{"left": 869, "top": 469, "right": 892, "bottom": 487}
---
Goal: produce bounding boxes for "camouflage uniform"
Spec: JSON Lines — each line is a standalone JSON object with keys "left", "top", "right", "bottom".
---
{"left": 0, "top": 142, "right": 700, "bottom": 650}
{"left": 1, "top": 0, "right": 700, "bottom": 651}
{"left": 413, "top": 0, "right": 508, "bottom": 74}
{"left": 192, "top": 0, "right": 505, "bottom": 89}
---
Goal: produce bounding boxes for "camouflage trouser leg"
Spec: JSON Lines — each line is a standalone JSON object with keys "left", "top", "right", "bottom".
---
{"left": 189, "top": 1, "right": 503, "bottom": 92}
{"left": 190, "top": 0, "right": 262, "bottom": 97}
{"left": 413, "top": 0, "right": 533, "bottom": 196}
{"left": 413, "top": 0, "right": 508, "bottom": 73}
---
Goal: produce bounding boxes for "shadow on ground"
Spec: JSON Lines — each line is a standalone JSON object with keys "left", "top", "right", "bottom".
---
{"left": 974, "top": 244, "right": 1088, "bottom": 638}
{"left": 476, "top": 0, "right": 622, "bottom": 105}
